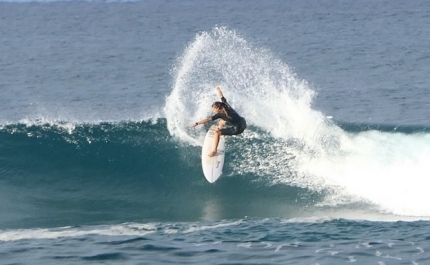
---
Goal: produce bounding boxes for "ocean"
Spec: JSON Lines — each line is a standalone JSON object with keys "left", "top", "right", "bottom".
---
{"left": 1, "top": 0, "right": 430, "bottom": 264}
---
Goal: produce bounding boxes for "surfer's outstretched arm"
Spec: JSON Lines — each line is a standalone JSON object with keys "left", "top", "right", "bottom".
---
{"left": 191, "top": 87, "right": 223, "bottom": 129}
{"left": 191, "top": 117, "right": 212, "bottom": 129}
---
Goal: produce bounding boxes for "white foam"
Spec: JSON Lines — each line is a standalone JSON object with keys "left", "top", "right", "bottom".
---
{"left": 165, "top": 26, "right": 318, "bottom": 146}
{"left": 183, "top": 220, "right": 242, "bottom": 234}
{"left": 0, "top": 223, "right": 157, "bottom": 242}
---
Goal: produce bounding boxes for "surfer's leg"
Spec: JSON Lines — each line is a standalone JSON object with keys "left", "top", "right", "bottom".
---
{"left": 208, "top": 128, "right": 221, "bottom": 157}
{"left": 218, "top": 119, "right": 226, "bottom": 129}
{"left": 209, "top": 120, "right": 226, "bottom": 157}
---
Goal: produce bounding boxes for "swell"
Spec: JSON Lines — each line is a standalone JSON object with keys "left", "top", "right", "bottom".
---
{"left": 0, "top": 119, "right": 316, "bottom": 229}
{"left": 0, "top": 120, "right": 174, "bottom": 183}
{"left": 2, "top": 119, "right": 429, "bottom": 229}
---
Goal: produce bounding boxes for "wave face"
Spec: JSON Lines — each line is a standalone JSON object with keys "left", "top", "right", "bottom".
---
{"left": 1, "top": 118, "right": 430, "bottom": 230}
{"left": 0, "top": 120, "right": 323, "bottom": 229}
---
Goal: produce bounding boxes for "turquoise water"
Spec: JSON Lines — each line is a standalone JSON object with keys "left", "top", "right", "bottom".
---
{"left": 1, "top": 0, "right": 430, "bottom": 264}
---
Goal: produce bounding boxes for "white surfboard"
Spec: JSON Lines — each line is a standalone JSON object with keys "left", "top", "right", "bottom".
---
{"left": 201, "top": 125, "right": 225, "bottom": 183}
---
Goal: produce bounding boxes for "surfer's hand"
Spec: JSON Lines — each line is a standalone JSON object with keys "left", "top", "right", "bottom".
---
{"left": 216, "top": 86, "right": 223, "bottom": 98}
{"left": 192, "top": 122, "right": 198, "bottom": 129}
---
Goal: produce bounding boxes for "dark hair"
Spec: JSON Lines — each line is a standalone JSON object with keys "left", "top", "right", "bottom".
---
{"left": 212, "top": 101, "right": 229, "bottom": 118}
{"left": 212, "top": 101, "right": 223, "bottom": 108}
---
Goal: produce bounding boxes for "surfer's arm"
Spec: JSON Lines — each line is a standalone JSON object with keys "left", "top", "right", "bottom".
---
{"left": 215, "top": 87, "right": 228, "bottom": 104}
{"left": 216, "top": 86, "right": 224, "bottom": 99}
{"left": 191, "top": 117, "right": 213, "bottom": 129}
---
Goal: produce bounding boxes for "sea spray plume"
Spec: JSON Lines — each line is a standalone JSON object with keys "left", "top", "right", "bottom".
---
{"left": 164, "top": 29, "right": 213, "bottom": 145}
{"left": 165, "top": 27, "right": 336, "bottom": 149}
{"left": 165, "top": 27, "right": 430, "bottom": 217}
{"left": 164, "top": 27, "right": 343, "bottom": 186}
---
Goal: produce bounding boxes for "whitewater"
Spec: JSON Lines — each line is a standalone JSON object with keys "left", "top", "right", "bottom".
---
{"left": 164, "top": 26, "right": 430, "bottom": 218}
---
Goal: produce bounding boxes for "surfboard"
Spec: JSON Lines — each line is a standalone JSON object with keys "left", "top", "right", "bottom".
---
{"left": 201, "top": 125, "right": 225, "bottom": 183}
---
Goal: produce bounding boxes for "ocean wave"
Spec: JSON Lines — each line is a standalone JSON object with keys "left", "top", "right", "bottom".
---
{"left": 1, "top": 118, "right": 430, "bottom": 230}
{"left": 163, "top": 26, "right": 430, "bottom": 218}
{"left": 0, "top": 119, "right": 323, "bottom": 229}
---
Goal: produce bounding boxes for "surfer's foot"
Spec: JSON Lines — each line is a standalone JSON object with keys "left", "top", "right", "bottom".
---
{"left": 208, "top": 150, "right": 217, "bottom": 157}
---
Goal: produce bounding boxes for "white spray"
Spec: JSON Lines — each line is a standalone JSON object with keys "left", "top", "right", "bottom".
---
{"left": 164, "top": 27, "right": 430, "bottom": 217}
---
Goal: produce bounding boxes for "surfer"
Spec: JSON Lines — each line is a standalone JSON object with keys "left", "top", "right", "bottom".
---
{"left": 192, "top": 87, "right": 246, "bottom": 157}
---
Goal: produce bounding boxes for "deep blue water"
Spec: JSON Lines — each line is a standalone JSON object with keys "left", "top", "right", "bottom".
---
{"left": 1, "top": 0, "right": 430, "bottom": 264}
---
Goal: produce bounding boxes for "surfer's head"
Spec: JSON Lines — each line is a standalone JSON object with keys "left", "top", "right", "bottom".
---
{"left": 211, "top": 101, "right": 229, "bottom": 118}
{"left": 211, "top": 101, "right": 223, "bottom": 113}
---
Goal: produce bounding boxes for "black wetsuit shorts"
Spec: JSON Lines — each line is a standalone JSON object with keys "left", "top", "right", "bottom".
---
{"left": 220, "top": 117, "right": 247, "bottom": 136}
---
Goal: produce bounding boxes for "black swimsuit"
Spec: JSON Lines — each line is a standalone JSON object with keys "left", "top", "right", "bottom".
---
{"left": 211, "top": 97, "right": 247, "bottom": 136}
